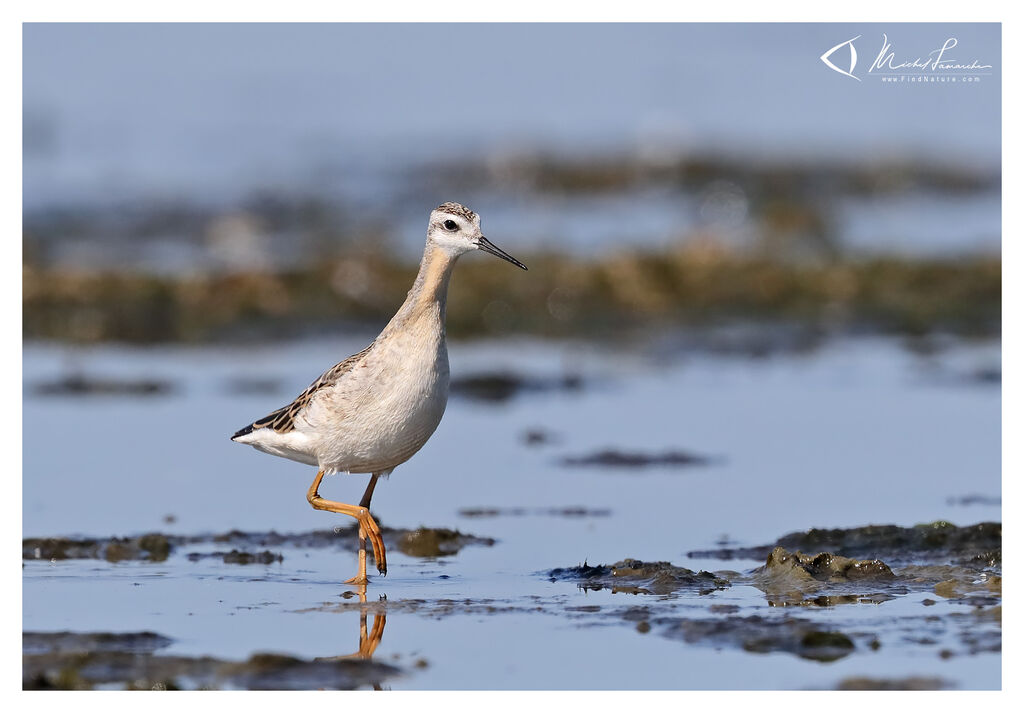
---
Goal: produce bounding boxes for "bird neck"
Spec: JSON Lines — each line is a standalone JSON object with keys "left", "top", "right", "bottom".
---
{"left": 389, "top": 242, "right": 458, "bottom": 330}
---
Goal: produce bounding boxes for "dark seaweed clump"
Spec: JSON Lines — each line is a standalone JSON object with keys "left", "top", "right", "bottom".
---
{"left": 23, "top": 533, "right": 175, "bottom": 563}
{"left": 549, "top": 559, "right": 729, "bottom": 595}
{"left": 661, "top": 615, "right": 856, "bottom": 662}
{"left": 758, "top": 547, "right": 895, "bottom": 582}
{"left": 23, "top": 251, "right": 1000, "bottom": 344}
{"left": 23, "top": 525, "right": 497, "bottom": 563}
{"left": 687, "top": 521, "right": 1001, "bottom": 566}
{"left": 559, "top": 449, "right": 713, "bottom": 468}
{"left": 837, "top": 677, "right": 949, "bottom": 690}
{"left": 751, "top": 546, "right": 898, "bottom": 606}
{"left": 450, "top": 372, "right": 582, "bottom": 402}
{"left": 396, "top": 528, "right": 497, "bottom": 558}
{"left": 23, "top": 631, "right": 398, "bottom": 690}
{"left": 221, "top": 550, "right": 284, "bottom": 565}
{"left": 31, "top": 374, "right": 174, "bottom": 397}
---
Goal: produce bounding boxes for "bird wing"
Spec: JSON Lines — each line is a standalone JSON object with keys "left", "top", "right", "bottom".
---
{"left": 231, "top": 341, "right": 375, "bottom": 439}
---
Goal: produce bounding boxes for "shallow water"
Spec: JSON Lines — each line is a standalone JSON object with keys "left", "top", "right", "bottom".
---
{"left": 22, "top": 335, "right": 1001, "bottom": 689}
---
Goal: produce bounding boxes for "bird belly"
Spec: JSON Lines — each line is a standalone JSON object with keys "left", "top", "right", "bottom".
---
{"left": 308, "top": 340, "right": 450, "bottom": 474}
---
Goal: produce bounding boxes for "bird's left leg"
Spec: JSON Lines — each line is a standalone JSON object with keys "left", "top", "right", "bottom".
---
{"left": 307, "top": 470, "right": 387, "bottom": 583}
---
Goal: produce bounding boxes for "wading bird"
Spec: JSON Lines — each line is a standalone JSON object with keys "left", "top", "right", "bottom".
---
{"left": 231, "top": 202, "right": 527, "bottom": 583}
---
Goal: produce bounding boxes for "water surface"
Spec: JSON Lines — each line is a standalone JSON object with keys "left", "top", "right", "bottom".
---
{"left": 22, "top": 336, "right": 1001, "bottom": 689}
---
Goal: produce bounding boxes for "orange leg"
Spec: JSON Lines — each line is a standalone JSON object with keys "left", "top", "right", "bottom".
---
{"left": 307, "top": 470, "right": 387, "bottom": 583}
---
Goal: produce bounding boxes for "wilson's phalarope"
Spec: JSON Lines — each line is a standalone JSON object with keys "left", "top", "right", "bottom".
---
{"left": 231, "top": 202, "right": 527, "bottom": 584}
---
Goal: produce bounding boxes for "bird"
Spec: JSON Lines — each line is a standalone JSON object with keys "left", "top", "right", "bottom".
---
{"left": 231, "top": 202, "right": 527, "bottom": 584}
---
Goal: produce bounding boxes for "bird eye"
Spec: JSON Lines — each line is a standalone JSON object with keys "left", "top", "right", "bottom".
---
{"left": 443, "top": 219, "right": 458, "bottom": 231}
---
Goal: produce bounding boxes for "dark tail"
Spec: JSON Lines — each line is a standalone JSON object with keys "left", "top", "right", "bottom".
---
{"left": 230, "top": 424, "right": 254, "bottom": 441}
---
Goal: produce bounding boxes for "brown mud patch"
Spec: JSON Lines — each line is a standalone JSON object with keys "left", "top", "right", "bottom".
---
{"left": 450, "top": 372, "right": 582, "bottom": 402}
{"left": 395, "top": 528, "right": 496, "bottom": 558}
{"left": 31, "top": 374, "right": 174, "bottom": 397}
{"left": 548, "top": 559, "right": 729, "bottom": 595}
{"left": 946, "top": 494, "right": 1001, "bottom": 507}
{"left": 836, "top": 676, "right": 950, "bottom": 690}
{"left": 751, "top": 547, "right": 897, "bottom": 607}
{"left": 687, "top": 521, "right": 1001, "bottom": 567}
{"left": 23, "top": 252, "right": 1000, "bottom": 344}
{"left": 23, "top": 631, "right": 398, "bottom": 690}
{"left": 559, "top": 449, "right": 714, "bottom": 469}
{"left": 658, "top": 615, "right": 856, "bottom": 662}
{"left": 458, "top": 506, "right": 611, "bottom": 519}
{"left": 23, "top": 526, "right": 495, "bottom": 563}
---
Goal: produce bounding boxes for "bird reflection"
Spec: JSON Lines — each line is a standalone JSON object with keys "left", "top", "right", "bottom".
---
{"left": 316, "top": 585, "right": 388, "bottom": 690}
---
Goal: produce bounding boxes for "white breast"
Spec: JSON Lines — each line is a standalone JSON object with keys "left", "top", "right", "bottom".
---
{"left": 302, "top": 312, "right": 450, "bottom": 474}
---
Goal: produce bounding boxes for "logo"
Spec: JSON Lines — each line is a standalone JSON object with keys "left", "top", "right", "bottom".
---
{"left": 820, "top": 35, "right": 861, "bottom": 81}
{"left": 820, "top": 33, "right": 993, "bottom": 83}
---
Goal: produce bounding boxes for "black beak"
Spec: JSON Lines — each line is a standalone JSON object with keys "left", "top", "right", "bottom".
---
{"left": 478, "top": 237, "right": 528, "bottom": 270}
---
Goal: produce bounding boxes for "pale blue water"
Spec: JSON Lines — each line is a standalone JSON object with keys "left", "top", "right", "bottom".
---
{"left": 22, "top": 336, "right": 1001, "bottom": 689}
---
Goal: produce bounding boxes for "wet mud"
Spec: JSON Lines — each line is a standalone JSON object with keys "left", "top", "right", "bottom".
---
{"left": 458, "top": 506, "right": 611, "bottom": 519}
{"left": 395, "top": 528, "right": 496, "bottom": 558}
{"left": 548, "top": 560, "right": 730, "bottom": 595}
{"left": 559, "top": 449, "right": 714, "bottom": 469}
{"left": 23, "top": 631, "right": 399, "bottom": 690}
{"left": 449, "top": 372, "right": 582, "bottom": 402}
{"left": 541, "top": 521, "right": 1001, "bottom": 666}
{"left": 521, "top": 428, "right": 560, "bottom": 447}
{"left": 836, "top": 676, "right": 950, "bottom": 690}
{"left": 24, "top": 245, "right": 1000, "bottom": 345}
{"left": 30, "top": 374, "right": 174, "bottom": 397}
{"left": 946, "top": 494, "right": 1001, "bottom": 507}
{"left": 660, "top": 615, "right": 856, "bottom": 662}
{"left": 24, "top": 520, "right": 1001, "bottom": 689}
{"left": 23, "top": 525, "right": 496, "bottom": 564}
{"left": 686, "top": 521, "right": 1001, "bottom": 566}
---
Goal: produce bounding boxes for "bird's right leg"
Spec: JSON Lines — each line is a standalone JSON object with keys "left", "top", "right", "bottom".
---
{"left": 306, "top": 470, "right": 387, "bottom": 583}
{"left": 353, "top": 474, "right": 383, "bottom": 579}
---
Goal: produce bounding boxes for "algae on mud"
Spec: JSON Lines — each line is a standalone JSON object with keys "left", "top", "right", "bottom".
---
{"left": 687, "top": 521, "right": 1001, "bottom": 566}
{"left": 541, "top": 519, "right": 1000, "bottom": 669}
{"left": 22, "top": 519, "right": 1003, "bottom": 688}
{"left": 559, "top": 448, "right": 714, "bottom": 469}
{"left": 836, "top": 676, "right": 950, "bottom": 690}
{"left": 23, "top": 631, "right": 400, "bottom": 690}
{"left": 23, "top": 251, "right": 1000, "bottom": 344}
{"left": 548, "top": 559, "right": 730, "bottom": 595}
{"left": 660, "top": 615, "right": 857, "bottom": 663}
{"left": 23, "top": 526, "right": 496, "bottom": 564}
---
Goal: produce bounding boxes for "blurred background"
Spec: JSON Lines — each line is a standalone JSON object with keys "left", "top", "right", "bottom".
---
{"left": 24, "top": 23, "right": 999, "bottom": 346}
{"left": 22, "top": 23, "right": 1001, "bottom": 690}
